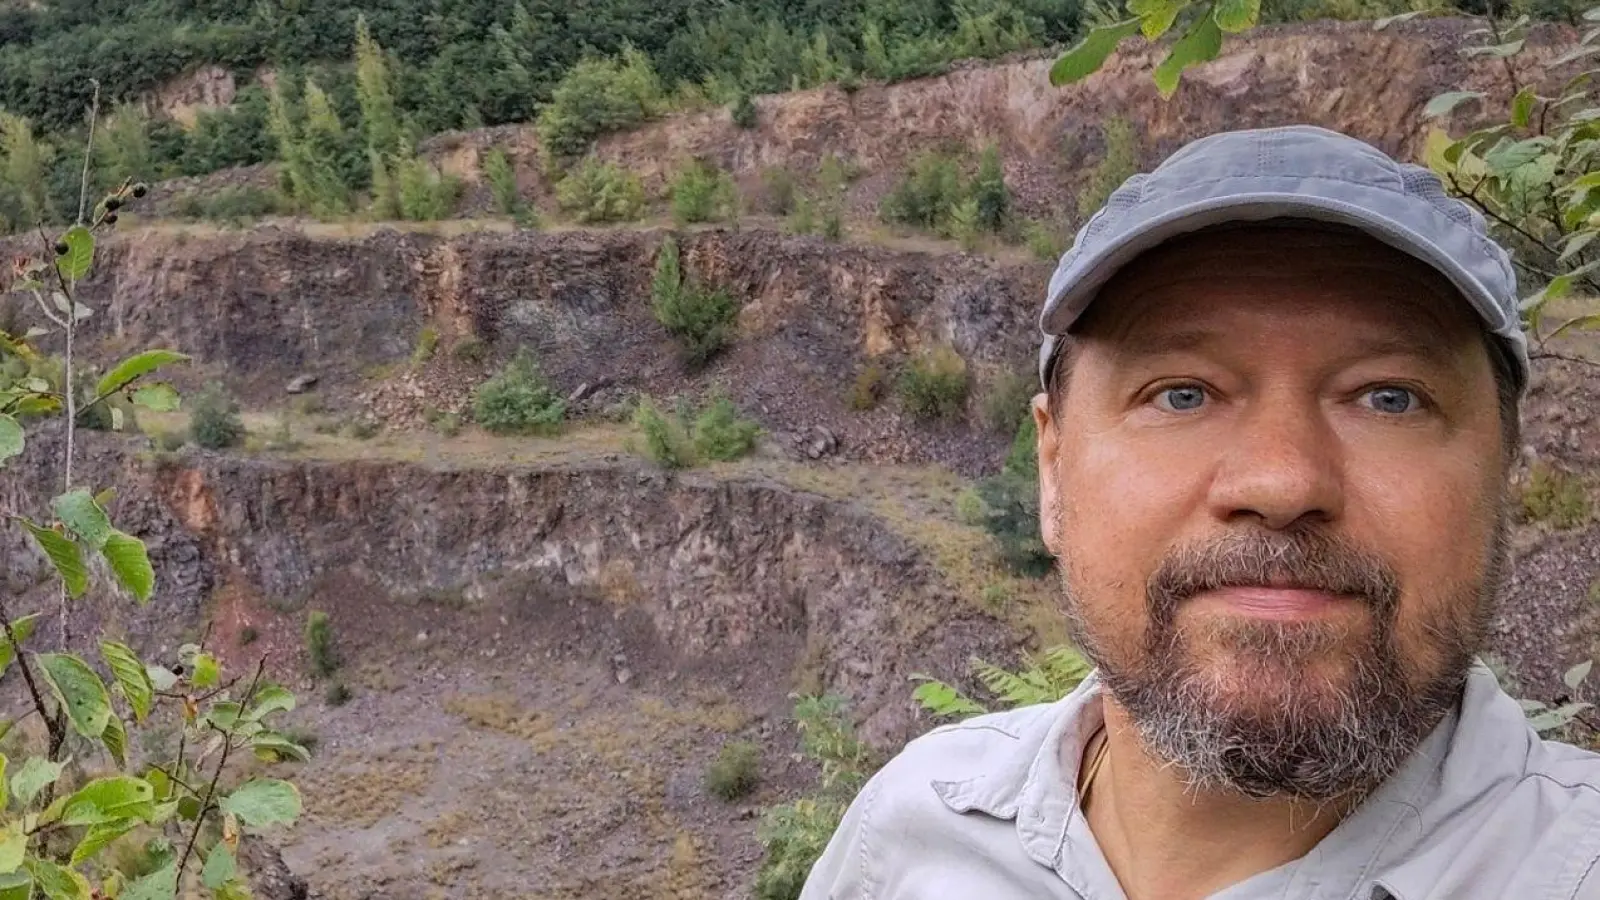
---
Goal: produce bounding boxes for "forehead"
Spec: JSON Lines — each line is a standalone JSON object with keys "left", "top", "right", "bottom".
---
{"left": 1074, "top": 221, "right": 1481, "bottom": 349}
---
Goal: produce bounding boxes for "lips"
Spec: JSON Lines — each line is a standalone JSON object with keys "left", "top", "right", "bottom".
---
{"left": 1200, "top": 583, "right": 1356, "bottom": 619}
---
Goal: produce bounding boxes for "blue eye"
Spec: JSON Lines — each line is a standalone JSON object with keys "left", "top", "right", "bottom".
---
{"left": 1155, "top": 385, "right": 1207, "bottom": 412}
{"left": 1365, "top": 387, "right": 1419, "bottom": 414}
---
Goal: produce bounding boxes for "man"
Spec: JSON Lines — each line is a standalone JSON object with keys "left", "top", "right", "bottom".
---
{"left": 800, "top": 125, "right": 1600, "bottom": 900}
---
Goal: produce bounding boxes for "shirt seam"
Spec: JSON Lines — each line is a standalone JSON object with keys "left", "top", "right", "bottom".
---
{"left": 857, "top": 775, "right": 884, "bottom": 900}
{"left": 1568, "top": 852, "right": 1600, "bottom": 900}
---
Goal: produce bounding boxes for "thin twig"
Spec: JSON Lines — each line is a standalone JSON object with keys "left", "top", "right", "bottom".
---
{"left": 0, "top": 594, "right": 61, "bottom": 752}
{"left": 77, "top": 82, "right": 100, "bottom": 228}
{"left": 175, "top": 658, "right": 265, "bottom": 888}
{"left": 1531, "top": 348, "right": 1600, "bottom": 368}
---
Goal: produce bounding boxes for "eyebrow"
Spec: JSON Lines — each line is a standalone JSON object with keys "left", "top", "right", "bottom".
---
{"left": 1110, "top": 328, "right": 1463, "bottom": 370}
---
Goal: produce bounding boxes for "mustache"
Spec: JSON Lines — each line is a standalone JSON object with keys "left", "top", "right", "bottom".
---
{"left": 1148, "top": 528, "right": 1401, "bottom": 615}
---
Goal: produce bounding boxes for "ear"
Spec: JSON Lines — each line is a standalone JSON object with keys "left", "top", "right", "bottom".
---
{"left": 1033, "top": 392, "right": 1063, "bottom": 557}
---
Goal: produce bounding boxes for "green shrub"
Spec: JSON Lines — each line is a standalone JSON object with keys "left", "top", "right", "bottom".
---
{"left": 396, "top": 154, "right": 461, "bottom": 220}
{"left": 1521, "top": 462, "right": 1593, "bottom": 529}
{"left": 913, "top": 646, "right": 1092, "bottom": 720}
{"left": 150, "top": 429, "right": 186, "bottom": 452}
{"left": 982, "top": 370, "right": 1037, "bottom": 434}
{"left": 472, "top": 348, "right": 567, "bottom": 435}
{"left": 436, "top": 412, "right": 463, "bottom": 437}
{"left": 787, "top": 196, "right": 817, "bottom": 235}
{"left": 306, "top": 610, "right": 336, "bottom": 677}
{"left": 652, "top": 236, "right": 740, "bottom": 369}
{"left": 483, "top": 147, "right": 522, "bottom": 216}
{"left": 1023, "top": 217, "right": 1069, "bottom": 261}
{"left": 555, "top": 159, "right": 646, "bottom": 224}
{"left": 172, "top": 185, "right": 284, "bottom": 225}
{"left": 760, "top": 167, "right": 798, "bottom": 215}
{"left": 693, "top": 394, "right": 763, "bottom": 461}
{"left": 1005, "top": 415, "right": 1039, "bottom": 480}
{"left": 972, "top": 145, "right": 1010, "bottom": 232}
{"left": 955, "top": 488, "right": 987, "bottom": 525}
{"left": 634, "top": 397, "right": 695, "bottom": 469}
{"left": 1077, "top": 116, "right": 1139, "bottom": 222}
{"left": 536, "top": 47, "right": 666, "bottom": 161}
{"left": 671, "top": 159, "right": 738, "bottom": 225}
{"left": 239, "top": 625, "right": 258, "bottom": 646}
{"left": 454, "top": 337, "right": 488, "bottom": 364}
{"left": 949, "top": 196, "right": 981, "bottom": 250}
{"left": 897, "top": 345, "right": 969, "bottom": 421}
{"left": 188, "top": 381, "right": 244, "bottom": 450}
{"left": 849, "top": 362, "right": 888, "bottom": 410}
{"left": 705, "top": 740, "right": 762, "bottom": 801}
{"left": 732, "top": 93, "right": 759, "bottom": 129}
{"left": 975, "top": 467, "right": 1051, "bottom": 577}
{"left": 880, "top": 150, "right": 966, "bottom": 232}
{"left": 413, "top": 325, "right": 439, "bottom": 363}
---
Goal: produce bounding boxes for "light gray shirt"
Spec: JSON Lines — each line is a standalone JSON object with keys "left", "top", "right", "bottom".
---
{"left": 800, "top": 663, "right": 1600, "bottom": 900}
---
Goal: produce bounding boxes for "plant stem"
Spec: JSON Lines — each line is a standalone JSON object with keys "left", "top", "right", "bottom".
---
{"left": 0, "top": 594, "right": 61, "bottom": 752}
{"left": 77, "top": 82, "right": 100, "bottom": 228}
{"left": 175, "top": 658, "right": 265, "bottom": 888}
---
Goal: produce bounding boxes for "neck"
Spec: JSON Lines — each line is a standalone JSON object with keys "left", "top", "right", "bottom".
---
{"left": 1082, "top": 698, "right": 1358, "bottom": 900}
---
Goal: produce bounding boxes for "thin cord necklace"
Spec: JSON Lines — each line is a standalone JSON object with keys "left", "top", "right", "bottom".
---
{"left": 1079, "top": 726, "right": 1110, "bottom": 806}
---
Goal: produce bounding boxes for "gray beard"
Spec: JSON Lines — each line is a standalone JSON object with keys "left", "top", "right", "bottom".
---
{"left": 1060, "top": 516, "right": 1508, "bottom": 803}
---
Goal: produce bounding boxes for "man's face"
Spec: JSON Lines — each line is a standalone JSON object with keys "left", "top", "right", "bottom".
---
{"left": 1035, "top": 223, "right": 1512, "bottom": 802}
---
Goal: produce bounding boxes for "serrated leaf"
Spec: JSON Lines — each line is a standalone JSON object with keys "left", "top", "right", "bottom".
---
{"left": 100, "top": 642, "right": 154, "bottom": 722}
{"left": 20, "top": 521, "right": 86, "bottom": 598}
{"left": 70, "top": 818, "right": 138, "bottom": 865}
{"left": 101, "top": 531, "right": 154, "bottom": 604}
{"left": 0, "top": 415, "right": 20, "bottom": 467}
{"left": 55, "top": 227, "right": 93, "bottom": 282}
{"left": 24, "top": 857, "right": 90, "bottom": 900}
{"left": 130, "top": 383, "right": 179, "bottom": 413}
{"left": 1153, "top": 13, "right": 1222, "bottom": 98}
{"left": 11, "top": 758, "right": 65, "bottom": 807}
{"left": 1566, "top": 659, "right": 1594, "bottom": 690}
{"left": 191, "top": 653, "right": 219, "bottom": 689}
{"left": 1424, "top": 90, "right": 1487, "bottom": 120}
{"left": 117, "top": 860, "right": 174, "bottom": 900}
{"left": 245, "top": 685, "right": 295, "bottom": 721}
{"left": 1049, "top": 18, "right": 1142, "bottom": 86}
{"left": 910, "top": 679, "right": 987, "bottom": 718}
{"left": 218, "top": 779, "right": 301, "bottom": 828}
{"left": 202, "top": 843, "right": 236, "bottom": 890}
{"left": 0, "top": 614, "right": 37, "bottom": 678}
{"left": 60, "top": 776, "right": 153, "bottom": 827}
{"left": 1484, "top": 138, "right": 1548, "bottom": 175}
{"left": 101, "top": 714, "right": 127, "bottom": 767}
{"left": 36, "top": 653, "right": 112, "bottom": 738}
{"left": 1512, "top": 86, "right": 1537, "bottom": 128}
{"left": 1213, "top": 0, "right": 1259, "bottom": 32}
{"left": 53, "top": 489, "right": 111, "bottom": 551}
{"left": 95, "top": 350, "right": 189, "bottom": 400}
{"left": 0, "top": 823, "right": 22, "bottom": 874}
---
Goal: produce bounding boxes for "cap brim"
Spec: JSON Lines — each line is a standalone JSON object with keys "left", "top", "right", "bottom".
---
{"left": 1038, "top": 192, "right": 1529, "bottom": 389}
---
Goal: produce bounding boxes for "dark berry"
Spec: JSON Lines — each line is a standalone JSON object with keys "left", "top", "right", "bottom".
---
{"left": 171, "top": 664, "right": 185, "bottom": 676}
{"left": 132, "top": 183, "right": 148, "bottom": 198}
{"left": 104, "top": 213, "right": 118, "bottom": 225}
{"left": 105, "top": 197, "right": 122, "bottom": 211}
{"left": 53, "top": 241, "right": 69, "bottom": 256}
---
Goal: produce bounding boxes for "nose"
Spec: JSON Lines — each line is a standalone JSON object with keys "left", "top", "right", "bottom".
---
{"left": 1207, "top": 400, "right": 1345, "bottom": 530}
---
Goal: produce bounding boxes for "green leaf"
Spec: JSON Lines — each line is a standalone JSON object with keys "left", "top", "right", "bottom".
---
{"left": 11, "top": 758, "right": 65, "bottom": 807}
{"left": 1528, "top": 701, "right": 1593, "bottom": 733}
{"left": 0, "top": 415, "right": 20, "bottom": 468}
{"left": 101, "top": 714, "right": 127, "bottom": 768}
{"left": 1484, "top": 138, "right": 1548, "bottom": 174}
{"left": 245, "top": 685, "right": 295, "bottom": 721}
{"left": 214, "top": 880, "right": 252, "bottom": 900}
{"left": 9, "top": 396, "right": 60, "bottom": 417}
{"left": 102, "top": 531, "right": 154, "bottom": 605}
{"left": 20, "top": 521, "right": 87, "bottom": 598}
{"left": 1049, "top": 18, "right": 1142, "bottom": 86}
{"left": 1128, "top": 0, "right": 1186, "bottom": 38}
{"left": 1464, "top": 39, "right": 1525, "bottom": 58}
{"left": 0, "top": 823, "right": 23, "bottom": 875}
{"left": 910, "top": 678, "right": 987, "bottom": 718}
{"left": 0, "top": 871, "right": 27, "bottom": 900}
{"left": 191, "top": 653, "right": 220, "bottom": 689}
{"left": 94, "top": 350, "right": 189, "bottom": 400}
{"left": 218, "top": 779, "right": 301, "bottom": 828}
{"left": 36, "top": 653, "right": 112, "bottom": 738}
{"left": 55, "top": 226, "right": 93, "bottom": 282}
{"left": 70, "top": 818, "right": 138, "bottom": 865}
{"left": 1565, "top": 659, "right": 1594, "bottom": 690}
{"left": 1424, "top": 90, "right": 1487, "bottom": 119}
{"left": 1213, "top": 0, "right": 1259, "bottom": 32}
{"left": 100, "top": 642, "right": 154, "bottom": 722}
{"left": 52, "top": 490, "right": 111, "bottom": 551}
{"left": 117, "top": 860, "right": 175, "bottom": 900}
{"left": 202, "top": 842, "right": 236, "bottom": 890}
{"left": 0, "top": 614, "right": 42, "bottom": 677}
{"left": 1561, "top": 230, "right": 1600, "bottom": 263}
{"left": 130, "top": 383, "right": 179, "bottom": 413}
{"left": 24, "top": 857, "right": 90, "bottom": 900}
{"left": 1153, "top": 13, "right": 1223, "bottom": 98}
{"left": 146, "top": 665, "right": 178, "bottom": 693}
{"left": 250, "top": 732, "right": 312, "bottom": 764}
{"left": 1511, "top": 86, "right": 1537, "bottom": 128}
{"left": 59, "top": 776, "right": 154, "bottom": 826}
{"left": 1550, "top": 313, "right": 1600, "bottom": 340}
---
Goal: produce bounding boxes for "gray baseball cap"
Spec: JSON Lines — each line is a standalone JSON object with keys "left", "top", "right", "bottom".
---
{"left": 1038, "top": 125, "right": 1527, "bottom": 391}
